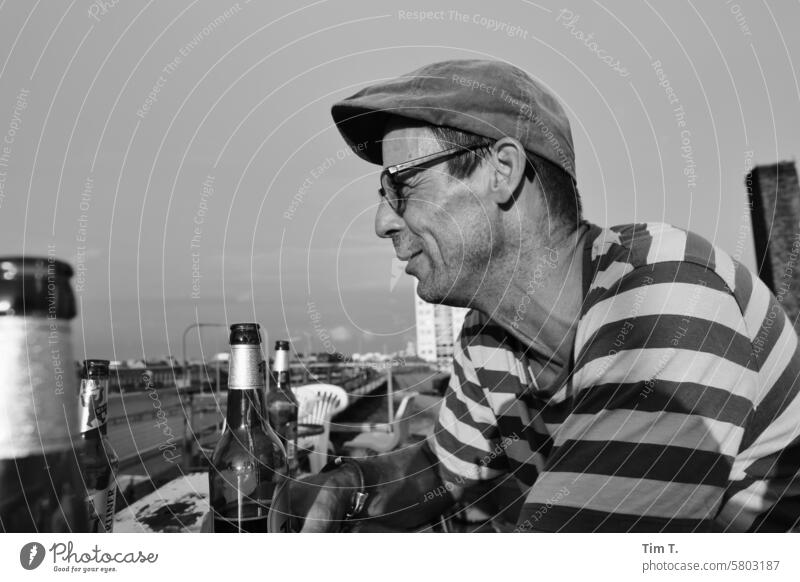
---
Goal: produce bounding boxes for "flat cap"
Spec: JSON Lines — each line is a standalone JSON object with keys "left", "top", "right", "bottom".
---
{"left": 331, "top": 59, "right": 575, "bottom": 180}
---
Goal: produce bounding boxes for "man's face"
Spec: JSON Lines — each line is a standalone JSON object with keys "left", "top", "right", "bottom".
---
{"left": 376, "top": 121, "right": 502, "bottom": 306}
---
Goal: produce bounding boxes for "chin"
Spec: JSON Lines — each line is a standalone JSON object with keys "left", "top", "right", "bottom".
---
{"left": 414, "top": 274, "right": 444, "bottom": 303}
{"left": 415, "top": 279, "right": 441, "bottom": 303}
{"left": 416, "top": 275, "right": 469, "bottom": 308}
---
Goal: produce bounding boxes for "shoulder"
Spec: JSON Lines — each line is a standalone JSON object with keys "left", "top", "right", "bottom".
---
{"left": 584, "top": 222, "right": 742, "bottom": 305}
{"left": 576, "top": 224, "right": 758, "bottom": 370}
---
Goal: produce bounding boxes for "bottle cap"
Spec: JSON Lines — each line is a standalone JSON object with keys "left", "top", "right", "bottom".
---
{"left": 82, "top": 359, "right": 110, "bottom": 379}
{"left": 229, "top": 323, "right": 262, "bottom": 345}
{"left": 0, "top": 256, "right": 76, "bottom": 319}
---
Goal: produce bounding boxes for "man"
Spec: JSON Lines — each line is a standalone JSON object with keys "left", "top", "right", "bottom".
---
{"left": 292, "top": 60, "right": 800, "bottom": 532}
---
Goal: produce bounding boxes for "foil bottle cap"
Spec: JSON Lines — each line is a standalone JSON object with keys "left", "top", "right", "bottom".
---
{"left": 273, "top": 342, "right": 290, "bottom": 372}
{"left": 228, "top": 344, "right": 265, "bottom": 389}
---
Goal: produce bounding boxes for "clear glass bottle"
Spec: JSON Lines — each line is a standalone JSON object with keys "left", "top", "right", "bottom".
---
{"left": 208, "top": 323, "right": 291, "bottom": 532}
{"left": 267, "top": 340, "right": 299, "bottom": 476}
{"left": 77, "top": 359, "right": 119, "bottom": 532}
{"left": 0, "top": 256, "right": 87, "bottom": 532}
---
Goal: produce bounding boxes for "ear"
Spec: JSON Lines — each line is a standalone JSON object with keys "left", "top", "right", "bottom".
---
{"left": 483, "top": 137, "right": 527, "bottom": 206}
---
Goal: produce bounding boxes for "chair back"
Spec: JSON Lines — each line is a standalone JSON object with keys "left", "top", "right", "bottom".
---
{"left": 292, "top": 384, "right": 349, "bottom": 472}
{"left": 392, "top": 391, "right": 418, "bottom": 443}
{"left": 293, "top": 383, "right": 348, "bottom": 424}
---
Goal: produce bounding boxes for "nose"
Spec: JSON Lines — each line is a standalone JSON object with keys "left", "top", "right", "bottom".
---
{"left": 374, "top": 198, "right": 405, "bottom": 239}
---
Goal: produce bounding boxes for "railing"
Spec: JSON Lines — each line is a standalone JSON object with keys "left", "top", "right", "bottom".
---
{"left": 109, "top": 362, "right": 436, "bottom": 476}
{"left": 105, "top": 362, "right": 433, "bottom": 394}
{"left": 108, "top": 364, "right": 223, "bottom": 393}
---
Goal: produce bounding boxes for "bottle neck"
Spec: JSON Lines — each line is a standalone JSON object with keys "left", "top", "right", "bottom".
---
{"left": 78, "top": 378, "right": 109, "bottom": 436}
{"left": 228, "top": 344, "right": 264, "bottom": 390}
{"left": 227, "top": 343, "right": 266, "bottom": 428}
{"left": 275, "top": 370, "right": 291, "bottom": 390}
{"left": 274, "top": 351, "right": 289, "bottom": 382}
{"left": 273, "top": 349, "right": 293, "bottom": 395}
{"left": 225, "top": 388, "right": 266, "bottom": 429}
{"left": 274, "top": 349, "right": 289, "bottom": 372}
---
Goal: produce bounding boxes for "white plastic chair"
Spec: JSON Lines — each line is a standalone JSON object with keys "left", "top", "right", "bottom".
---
{"left": 342, "top": 391, "right": 418, "bottom": 457}
{"left": 292, "top": 384, "right": 348, "bottom": 473}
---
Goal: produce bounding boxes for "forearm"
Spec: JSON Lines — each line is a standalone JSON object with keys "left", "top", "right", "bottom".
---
{"left": 292, "top": 439, "right": 456, "bottom": 531}
{"left": 357, "top": 439, "right": 455, "bottom": 529}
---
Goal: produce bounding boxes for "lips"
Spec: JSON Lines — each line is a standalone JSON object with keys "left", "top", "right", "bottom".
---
{"left": 397, "top": 250, "right": 422, "bottom": 262}
{"left": 403, "top": 250, "right": 423, "bottom": 274}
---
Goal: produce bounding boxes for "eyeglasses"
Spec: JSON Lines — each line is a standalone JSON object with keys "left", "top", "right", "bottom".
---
{"left": 379, "top": 143, "right": 492, "bottom": 216}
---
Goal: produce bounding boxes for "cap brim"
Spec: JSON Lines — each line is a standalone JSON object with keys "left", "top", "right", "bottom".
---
{"left": 330, "top": 103, "right": 391, "bottom": 167}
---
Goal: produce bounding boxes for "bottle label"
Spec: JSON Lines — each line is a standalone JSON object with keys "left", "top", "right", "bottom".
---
{"left": 0, "top": 318, "right": 77, "bottom": 458}
{"left": 79, "top": 379, "right": 108, "bottom": 433}
{"left": 85, "top": 487, "right": 116, "bottom": 533}
{"left": 228, "top": 345, "right": 265, "bottom": 390}
{"left": 274, "top": 350, "right": 289, "bottom": 372}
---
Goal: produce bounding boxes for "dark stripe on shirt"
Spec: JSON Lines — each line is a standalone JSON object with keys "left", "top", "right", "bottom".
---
{"left": 450, "top": 357, "right": 492, "bottom": 406}
{"left": 575, "top": 314, "right": 754, "bottom": 372}
{"left": 517, "top": 504, "right": 713, "bottom": 532}
{"left": 441, "top": 389, "right": 499, "bottom": 440}
{"left": 749, "top": 294, "right": 789, "bottom": 371}
{"left": 742, "top": 435, "right": 800, "bottom": 480}
{"left": 571, "top": 380, "right": 753, "bottom": 428}
{"left": 733, "top": 261, "right": 754, "bottom": 313}
{"left": 433, "top": 422, "right": 508, "bottom": 472}
{"left": 546, "top": 440, "right": 732, "bottom": 486}
{"left": 683, "top": 230, "right": 716, "bottom": 269}
{"left": 740, "top": 345, "right": 800, "bottom": 451}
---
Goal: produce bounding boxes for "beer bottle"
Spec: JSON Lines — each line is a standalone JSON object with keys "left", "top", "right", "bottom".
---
{"left": 208, "top": 324, "right": 291, "bottom": 532}
{"left": 77, "top": 359, "right": 119, "bottom": 532}
{"left": 267, "top": 340, "right": 299, "bottom": 476}
{"left": 0, "top": 256, "right": 87, "bottom": 532}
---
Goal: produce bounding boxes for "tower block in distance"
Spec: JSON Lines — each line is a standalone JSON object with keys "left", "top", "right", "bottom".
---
{"left": 747, "top": 160, "right": 800, "bottom": 330}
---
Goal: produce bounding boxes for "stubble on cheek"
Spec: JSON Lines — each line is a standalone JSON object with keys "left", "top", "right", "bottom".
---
{"left": 459, "top": 212, "right": 507, "bottom": 300}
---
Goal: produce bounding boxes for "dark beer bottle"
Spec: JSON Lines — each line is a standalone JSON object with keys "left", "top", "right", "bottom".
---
{"left": 267, "top": 340, "right": 299, "bottom": 476}
{"left": 77, "top": 359, "right": 119, "bottom": 533}
{"left": 208, "top": 323, "right": 291, "bottom": 532}
{"left": 0, "top": 256, "right": 87, "bottom": 532}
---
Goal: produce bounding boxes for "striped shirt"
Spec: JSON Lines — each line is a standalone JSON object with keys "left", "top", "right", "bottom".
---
{"left": 432, "top": 222, "right": 800, "bottom": 532}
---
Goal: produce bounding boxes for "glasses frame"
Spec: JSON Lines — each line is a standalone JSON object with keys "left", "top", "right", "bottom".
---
{"left": 379, "top": 143, "right": 493, "bottom": 216}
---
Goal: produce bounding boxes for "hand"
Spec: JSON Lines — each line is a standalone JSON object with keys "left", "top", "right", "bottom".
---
{"left": 198, "top": 468, "right": 356, "bottom": 533}
{"left": 289, "top": 467, "right": 359, "bottom": 533}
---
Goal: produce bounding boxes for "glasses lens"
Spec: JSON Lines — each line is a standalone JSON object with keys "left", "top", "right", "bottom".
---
{"left": 380, "top": 172, "right": 401, "bottom": 212}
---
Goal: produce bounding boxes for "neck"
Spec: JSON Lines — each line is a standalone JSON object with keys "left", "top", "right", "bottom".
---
{"left": 474, "top": 223, "right": 588, "bottom": 367}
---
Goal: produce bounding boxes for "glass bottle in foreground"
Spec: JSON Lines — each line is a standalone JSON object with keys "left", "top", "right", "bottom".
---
{"left": 0, "top": 256, "right": 87, "bottom": 532}
{"left": 267, "top": 340, "right": 299, "bottom": 476}
{"left": 77, "top": 359, "right": 119, "bottom": 533}
{"left": 208, "top": 323, "right": 291, "bottom": 532}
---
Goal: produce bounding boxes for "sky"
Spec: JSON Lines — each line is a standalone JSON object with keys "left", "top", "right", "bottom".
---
{"left": 0, "top": 0, "right": 798, "bottom": 362}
